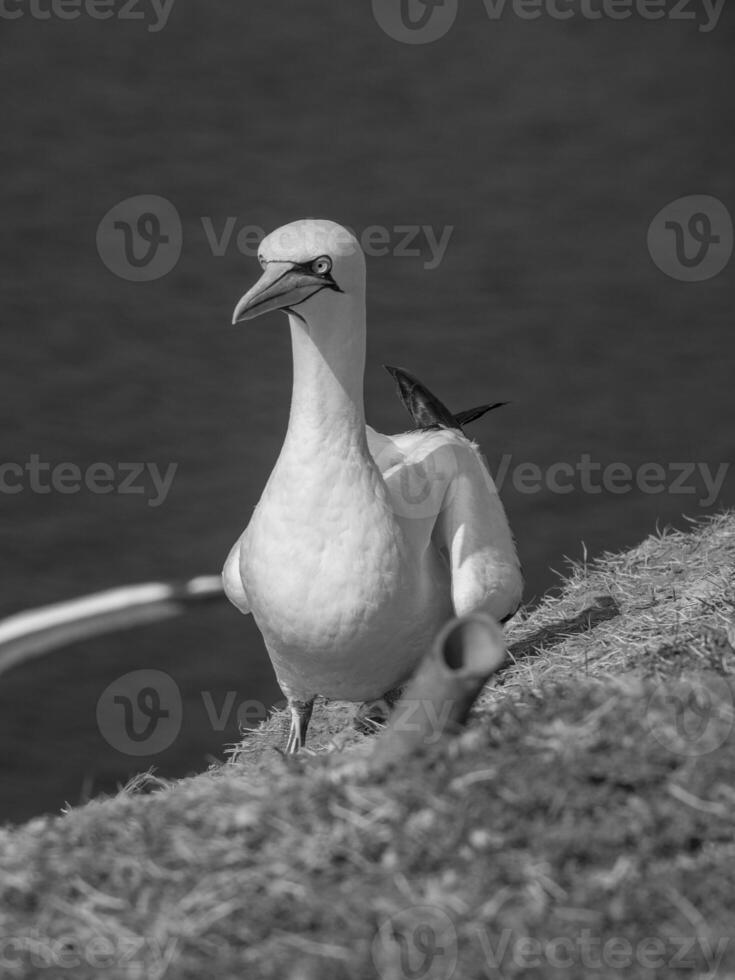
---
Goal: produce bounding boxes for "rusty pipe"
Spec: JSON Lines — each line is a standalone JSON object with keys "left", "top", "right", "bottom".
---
{"left": 370, "top": 612, "right": 507, "bottom": 767}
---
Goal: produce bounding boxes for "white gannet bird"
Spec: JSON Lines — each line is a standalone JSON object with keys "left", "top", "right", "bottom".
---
{"left": 223, "top": 219, "right": 522, "bottom": 752}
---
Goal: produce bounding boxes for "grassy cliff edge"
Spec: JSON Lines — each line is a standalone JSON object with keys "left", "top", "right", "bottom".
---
{"left": 2, "top": 514, "right": 734, "bottom": 980}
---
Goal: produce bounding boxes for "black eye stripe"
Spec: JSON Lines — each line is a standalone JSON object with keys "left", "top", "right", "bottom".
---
{"left": 257, "top": 256, "right": 342, "bottom": 292}
{"left": 259, "top": 256, "right": 331, "bottom": 270}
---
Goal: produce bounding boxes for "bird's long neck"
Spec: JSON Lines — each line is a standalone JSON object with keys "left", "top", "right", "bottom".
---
{"left": 284, "top": 295, "right": 367, "bottom": 452}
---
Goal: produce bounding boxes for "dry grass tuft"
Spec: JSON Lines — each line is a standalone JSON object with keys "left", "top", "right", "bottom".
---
{"left": 1, "top": 513, "right": 734, "bottom": 979}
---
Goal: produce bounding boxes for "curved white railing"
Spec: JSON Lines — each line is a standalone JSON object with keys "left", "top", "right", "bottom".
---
{"left": 0, "top": 576, "right": 225, "bottom": 679}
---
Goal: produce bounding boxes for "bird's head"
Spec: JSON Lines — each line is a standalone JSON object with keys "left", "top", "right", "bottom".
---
{"left": 232, "top": 219, "right": 365, "bottom": 326}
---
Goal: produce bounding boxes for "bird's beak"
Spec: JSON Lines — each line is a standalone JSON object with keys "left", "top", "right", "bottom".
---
{"left": 232, "top": 263, "right": 329, "bottom": 324}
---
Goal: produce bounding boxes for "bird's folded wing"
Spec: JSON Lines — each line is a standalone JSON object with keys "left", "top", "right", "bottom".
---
{"left": 222, "top": 536, "right": 251, "bottom": 615}
{"left": 368, "top": 425, "right": 522, "bottom": 622}
{"left": 432, "top": 437, "right": 523, "bottom": 621}
{"left": 365, "top": 425, "right": 404, "bottom": 469}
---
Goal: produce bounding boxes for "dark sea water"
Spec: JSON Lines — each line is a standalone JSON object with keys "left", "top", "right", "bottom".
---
{"left": 1, "top": 4, "right": 733, "bottom": 823}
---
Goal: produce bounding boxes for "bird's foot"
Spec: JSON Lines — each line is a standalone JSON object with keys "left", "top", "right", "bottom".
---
{"left": 354, "top": 686, "right": 403, "bottom": 734}
{"left": 285, "top": 697, "right": 315, "bottom": 754}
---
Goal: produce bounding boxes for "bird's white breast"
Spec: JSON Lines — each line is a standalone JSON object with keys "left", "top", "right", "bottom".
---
{"left": 239, "top": 436, "right": 450, "bottom": 701}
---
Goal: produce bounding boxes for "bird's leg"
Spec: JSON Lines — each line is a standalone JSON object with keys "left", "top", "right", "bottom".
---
{"left": 354, "top": 685, "right": 404, "bottom": 733}
{"left": 285, "top": 697, "right": 315, "bottom": 754}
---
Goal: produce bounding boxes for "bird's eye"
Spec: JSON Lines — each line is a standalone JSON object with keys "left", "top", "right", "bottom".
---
{"left": 311, "top": 256, "right": 332, "bottom": 276}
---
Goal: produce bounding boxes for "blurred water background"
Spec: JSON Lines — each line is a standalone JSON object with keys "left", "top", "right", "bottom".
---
{"left": 0, "top": 2, "right": 733, "bottom": 823}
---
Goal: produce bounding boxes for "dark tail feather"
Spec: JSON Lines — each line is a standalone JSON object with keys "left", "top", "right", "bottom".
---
{"left": 384, "top": 364, "right": 508, "bottom": 432}
{"left": 454, "top": 402, "right": 508, "bottom": 427}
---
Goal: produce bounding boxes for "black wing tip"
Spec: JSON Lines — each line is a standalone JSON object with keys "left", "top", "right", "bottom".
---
{"left": 386, "top": 365, "right": 510, "bottom": 432}
{"left": 383, "top": 363, "right": 413, "bottom": 381}
{"left": 454, "top": 401, "right": 510, "bottom": 427}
